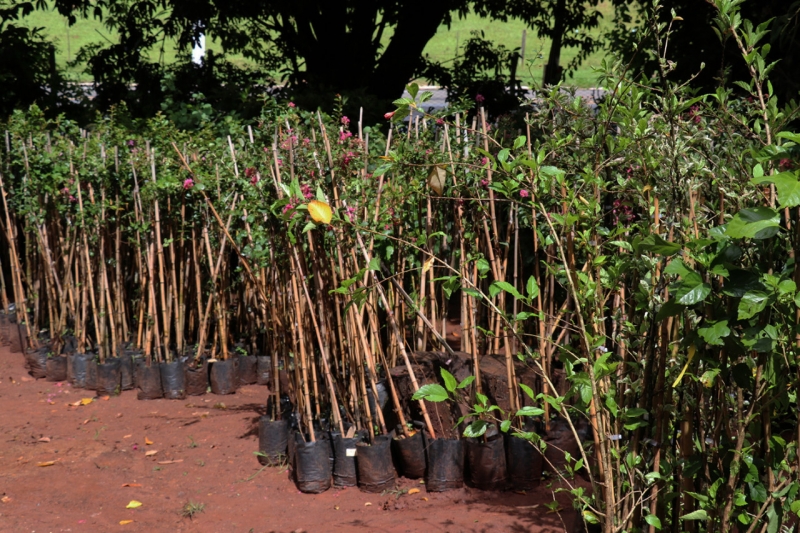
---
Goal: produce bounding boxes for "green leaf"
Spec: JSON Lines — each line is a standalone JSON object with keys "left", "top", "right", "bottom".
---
{"left": 463, "top": 420, "right": 488, "bottom": 438}
{"left": 752, "top": 171, "right": 800, "bottom": 207}
{"left": 726, "top": 207, "right": 780, "bottom": 239}
{"left": 681, "top": 510, "right": 709, "bottom": 521}
{"left": 412, "top": 384, "right": 448, "bottom": 402}
{"left": 698, "top": 320, "right": 730, "bottom": 346}
{"left": 441, "top": 368, "right": 457, "bottom": 393}
{"left": 457, "top": 376, "right": 475, "bottom": 389}
{"left": 489, "top": 281, "right": 525, "bottom": 301}
{"left": 367, "top": 257, "right": 381, "bottom": 271}
{"left": 476, "top": 392, "right": 488, "bottom": 406}
{"left": 750, "top": 483, "right": 768, "bottom": 503}
{"left": 738, "top": 291, "right": 770, "bottom": 320}
{"left": 639, "top": 234, "right": 681, "bottom": 256}
{"left": 656, "top": 300, "right": 685, "bottom": 321}
{"left": 526, "top": 276, "right": 539, "bottom": 299}
{"left": 519, "top": 383, "right": 535, "bottom": 400}
{"left": 645, "top": 515, "right": 662, "bottom": 530}
{"left": 676, "top": 281, "right": 712, "bottom": 306}
{"left": 500, "top": 419, "right": 511, "bottom": 433}
{"left": 516, "top": 406, "right": 545, "bottom": 417}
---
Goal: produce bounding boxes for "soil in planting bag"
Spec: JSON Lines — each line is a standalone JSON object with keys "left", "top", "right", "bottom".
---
{"left": 424, "top": 434, "right": 464, "bottom": 492}
{"left": 287, "top": 428, "right": 299, "bottom": 467}
{"left": 96, "top": 358, "right": 122, "bottom": 396}
{"left": 256, "top": 355, "right": 272, "bottom": 385}
{"left": 209, "top": 358, "right": 238, "bottom": 395}
{"left": 26, "top": 347, "right": 48, "bottom": 379}
{"left": 294, "top": 433, "right": 332, "bottom": 494}
{"left": 394, "top": 430, "right": 426, "bottom": 479}
{"left": 86, "top": 356, "right": 98, "bottom": 390}
{"left": 258, "top": 417, "right": 290, "bottom": 465}
{"left": 119, "top": 354, "right": 135, "bottom": 391}
{"left": 46, "top": 355, "right": 68, "bottom": 382}
{"left": 66, "top": 352, "right": 76, "bottom": 384}
{"left": 0, "top": 313, "right": 8, "bottom": 345}
{"left": 466, "top": 433, "right": 508, "bottom": 491}
{"left": 185, "top": 358, "right": 209, "bottom": 396}
{"left": 160, "top": 360, "right": 187, "bottom": 399}
{"left": 238, "top": 354, "right": 258, "bottom": 385}
{"left": 61, "top": 336, "right": 78, "bottom": 355}
{"left": 136, "top": 359, "right": 164, "bottom": 400}
{"left": 331, "top": 430, "right": 365, "bottom": 487}
{"left": 71, "top": 353, "right": 93, "bottom": 388}
{"left": 367, "top": 380, "right": 389, "bottom": 420}
{"left": 356, "top": 435, "right": 396, "bottom": 493}
{"left": 9, "top": 323, "right": 24, "bottom": 353}
{"left": 505, "top": 433, "right": 543, "bottom": 490}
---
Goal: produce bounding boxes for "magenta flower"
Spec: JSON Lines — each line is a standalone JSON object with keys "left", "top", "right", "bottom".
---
{"left": 435, "top": 118, "right": 444, "bottom": 125}
{"left": 341, "top": 116, "right": 350, "bottom": 126}
{"left": 288, "top": 102, "right": 296, "bottom": 108}
{"left": 519, "top": 189, "right": 529, "bottom": 198}
{"left": 301, "top": 184, "right": 314, "bottom": 200}
{"left": 475, "top": 94, "right": 485, "bottom": 103}
{"left": 183, "top": 178, "right": 194, "bottom": 190}
{"left": 481, "top": 156, "right": 489, "bottom": 167}
{"left": 282, "top": 203, "right": 294, "bottom": 214}
{"left": 480, "top": 179, "right": 489, "bottom": 188}
{"left": 384, "top": 111, "right": 395, "bottom": 120}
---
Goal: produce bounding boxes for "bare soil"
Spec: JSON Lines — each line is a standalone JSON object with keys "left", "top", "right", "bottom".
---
{"left": 0, "top": 344, "right": 580, "bottom": 533}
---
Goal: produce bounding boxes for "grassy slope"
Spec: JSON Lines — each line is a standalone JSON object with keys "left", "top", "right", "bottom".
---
{"left": 24, "top": 2, "right": 614, "bottom": 88}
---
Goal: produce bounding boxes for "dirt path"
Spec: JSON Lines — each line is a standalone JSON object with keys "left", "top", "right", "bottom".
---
{"left": 0, "top": 344, "right": 578, "bottom": 533}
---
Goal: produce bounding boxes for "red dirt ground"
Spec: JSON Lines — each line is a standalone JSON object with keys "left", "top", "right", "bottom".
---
{"left": 0, "top": 344, "right": 580, "bottom": 533}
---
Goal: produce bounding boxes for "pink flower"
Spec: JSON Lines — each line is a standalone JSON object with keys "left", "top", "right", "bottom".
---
{"left": 282, "top": 203, "right": 294, "bottom": 214}
{"left": 288, "top": 102, "right": 296, "bottom": 108}
{"left": 481, "top": 157, "right": 489, "bottom": 167}
{"left": 183, "top": 178, "right": 194, "bottom": 190}
{"left": 475, "top": 94, "right": 485, "bottom": 103}
{"left": 519, "top": 189, "right": 529, "bottom": 198}
{"left": 689, "top": 105, "right": 701, "bottom": 124}
{"left": 250, "top": 173, "right": 259, "bottom": 186}
{"left": 301, "top": 184, "right": 313, "bottom": 200}
{"left": 302, "top": 137, "right": 311, "bottom": 147}
{"left": 384, "top": 111, "right": 395, "bottom": 120}
{"left": 341, "top": 116, "right": 350, "bottom": 126}
{"left": 343, "top": 151, "right": 356, "bottom": 165}
{"left": 339, "top": 131, "right": 353, "bottom": 142}
{"left": 780, "top": 158, "right": 794, "bottom": 171}
{"left": 345, "top": 206, "right": 356, "bottom": 222}
{"left": 69, "top": 195, "right": 77, "bottom": 203}
{"left": 436, "top": 118, "right": 444, "bottom": 125}
{"left": 480, "top": 179, "right": 489, "bottom": 188}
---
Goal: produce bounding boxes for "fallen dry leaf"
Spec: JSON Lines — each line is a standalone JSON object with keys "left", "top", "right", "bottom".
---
{"left": 144, "top": 450, "right": 158, "bottom": 457}
{"left": 37, "top": 461, "right": 56, "bottom": 467}
{"left": 119, "top": 520, "right": 133, "bottom": 525}
{"left": 80, "top": 397, "right": 93, "bottom": 405}
{"left": 422, "top": 497, "right": 428, "bottom": 501}
{"left": 121, "top": 483, "right": 142, "bottom": 488}
{"left": 100, "top": 395, "right": 110, "bottom": 401}
{"left": 157, "top": 459, "right": 183, "bottom": 465}
{"left": 192, "top": 412, "right": 209, "bottom": 417}
{"left": 125, "top": 500, "right": 142, "bottom": 509}
{"left": 1, "top": 496, "right": 11, "bottom": 503}
{"left": 38, "top": 437, "right": 51, "bottom": 443}
{"left": 408, "top": 488, "right": 420, "bottom": 495}
{"left": 144, "top": 437, "right": 153, "bottom": 445}
{"left": 123, "top": 434, "right": 132, "bottom": 439}
{"left": 213, "top": 402, "right": 226, "bottom": 410}
{"left": 364, "top": 502, "right": 372, "bottom": 506}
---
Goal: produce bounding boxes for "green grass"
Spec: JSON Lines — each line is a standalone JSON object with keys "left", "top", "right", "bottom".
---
{"left": 23, "top": 2, "right": 614, "bottom": 88}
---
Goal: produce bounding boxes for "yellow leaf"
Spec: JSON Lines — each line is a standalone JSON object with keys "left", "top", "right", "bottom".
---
{"left": 422, "top": 256, "right": 435, "bottom": 274}
{"left": 145, "top": 450, "right": 158, "bottom": 457}
{"left": 37, "top": 461, "right": 56, "bottom": 467}
{"left": 308, "top": 200, "right": 332, "bottom": 225}
{"left": 671, "top": 345, "right": 696, "bottom": 388}
{"left": 421, "top": 497, "right": 428, "bottom": 501}
{"left": 145, "top": 437, "right": 153, "bottom": 445}
{"left": 80, "top": 398, "right": 93, "bottom": 406}
{"left": 364, "top": 502, "right": 372, "bottom": 506}
{"left": 126, "top": 500, "right": 142, "bottom": 509}
{"left": 408, "top": 488, "right": 420, "bottom": 495}
{"left": 119, "top": 520, "right": 133, "bottom": 525}
{"left": 427, "top": 165, "right": 447, "bottom": 195}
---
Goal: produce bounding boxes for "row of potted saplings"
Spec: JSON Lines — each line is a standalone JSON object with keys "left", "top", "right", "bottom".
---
{"left": 0, "top": 311, "right": 275, "bottom": 398}
{"left": 257, "top": 408, "right": 550, "bottom": 495}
